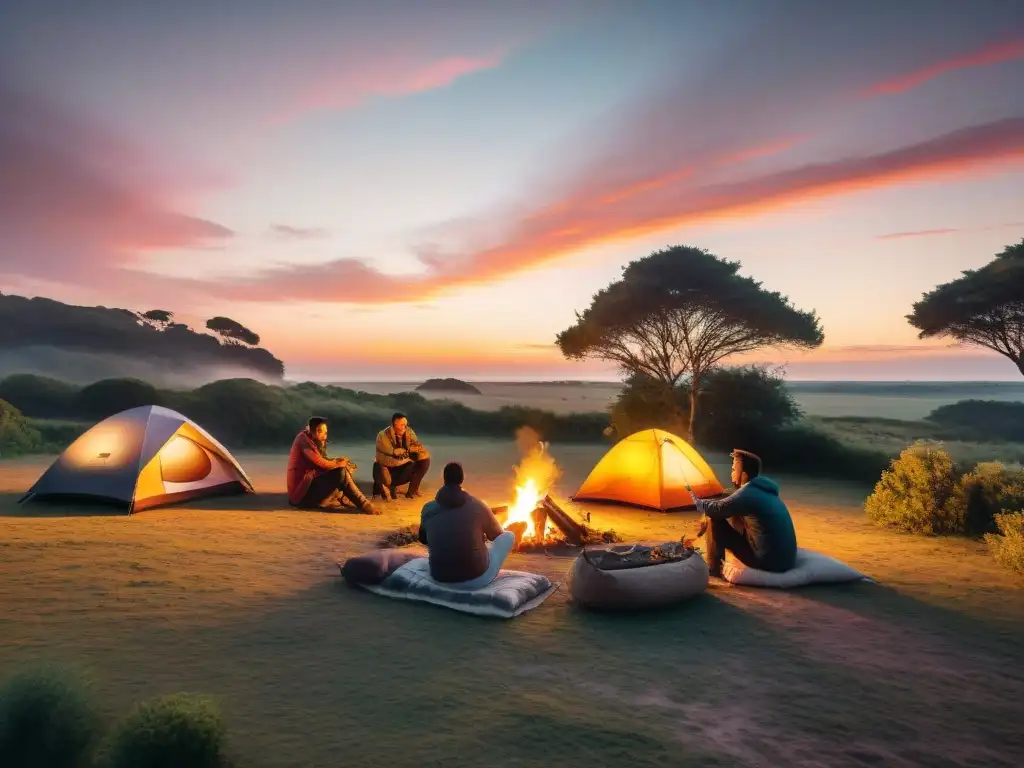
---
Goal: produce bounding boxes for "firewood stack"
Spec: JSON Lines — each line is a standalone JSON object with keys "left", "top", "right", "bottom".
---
{"left": 491, "top": 495, "right": 586, "bottom": 549}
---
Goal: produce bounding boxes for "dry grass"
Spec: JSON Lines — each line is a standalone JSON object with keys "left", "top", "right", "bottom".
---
{"left": 2, "top": 438, "right": 1024, "bottom": 767}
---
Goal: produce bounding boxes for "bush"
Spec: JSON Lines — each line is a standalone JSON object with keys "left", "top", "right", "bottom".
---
{"left": 0, "top": 374, "right": 79, "bottom": 418}
{"left": 0, "top": 399, "right": 43, "bottom": 457}
{"left": 985, "top": 512, "right": 1024, "bottom": 576}
{"left": 740, "top": 423, "right": 890, "bottom": 484}
{"left": 169, "top": 378, "right": 305, "bottom": 447}
{"left": 0, "top": 664, "right": 103, "bottom": 768}
{"left": 928, "top": 400, "right": 1024, "bottom": 442}
{"left": 72, "top": 378, "right": 161, "bottom": 421}
{"left": 864, "top": 443, "right": 962, "bottom": 534}
{"left": 947, "top": 462, "right": 1024, "bottom": 536}
{"left": 101, "top": 693, "right": 228, "bottom": 768}
{"left": 694, "top": 365, "right": 802, "bottom": 449}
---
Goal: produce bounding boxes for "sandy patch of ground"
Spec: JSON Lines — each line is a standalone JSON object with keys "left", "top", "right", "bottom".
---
{"left": 2, "top": 439, "right": 1023, "bottom": 767}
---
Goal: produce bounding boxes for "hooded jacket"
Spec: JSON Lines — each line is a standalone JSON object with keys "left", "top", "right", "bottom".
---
{"left": 417, "top": 484, "right": 503, "bottom": 583}
{"left": 693, "top": 476, "right": 797, "bottom": 571}
{"left": 286, "top": 430, "right": 336, "bottom": 506}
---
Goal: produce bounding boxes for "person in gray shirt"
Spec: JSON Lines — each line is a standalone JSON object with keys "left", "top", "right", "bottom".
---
{"left": 418, "top": 461, "right": 515, "bottom": 589}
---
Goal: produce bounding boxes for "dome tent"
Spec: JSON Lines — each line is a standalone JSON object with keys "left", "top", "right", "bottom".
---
{"left": 572, "top": 428, "right": 724, "bottom": 511}
{"left": 20, "top": 405, "right": 254, "bottom": 513}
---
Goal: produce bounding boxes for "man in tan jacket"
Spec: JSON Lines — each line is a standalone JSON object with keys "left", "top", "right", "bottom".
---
{"left": 373, "top": 412, "right": 431, "bottom": 501}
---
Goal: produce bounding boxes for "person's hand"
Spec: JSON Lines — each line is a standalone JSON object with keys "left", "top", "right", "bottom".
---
{"left": 334, "top": 457, "right": 350, "bottom": 469}
{"left": 393, "top": 448, "right": 408, "bottom": 458}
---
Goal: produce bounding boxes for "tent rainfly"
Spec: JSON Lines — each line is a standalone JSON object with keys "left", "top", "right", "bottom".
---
{"left": 572, "top": 428, "right": 725, "bottom": 511}
{"left": 20, "top": 405, "right": 254, "bottom": 513}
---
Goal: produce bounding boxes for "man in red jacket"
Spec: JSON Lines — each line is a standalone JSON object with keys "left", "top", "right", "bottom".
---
{"left": 287, "top": 416, "right": 379, "bottom": 514}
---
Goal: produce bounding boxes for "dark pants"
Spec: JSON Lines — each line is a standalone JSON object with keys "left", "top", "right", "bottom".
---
{"left": 373, "top": 458, "right": 430, "bottom": 497}
{"left": 703, "top": 516, "right": 766, "bottom": 576}
{"left": 300, "top": 467, "right": 368, "bottom": 509}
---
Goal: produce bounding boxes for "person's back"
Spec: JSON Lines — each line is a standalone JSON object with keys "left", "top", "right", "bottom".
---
{"left": 418, "top": 462, "right": 506, "bottom": 584}
{"left": 728, "top": 475, "right": 797, "bottom": 572}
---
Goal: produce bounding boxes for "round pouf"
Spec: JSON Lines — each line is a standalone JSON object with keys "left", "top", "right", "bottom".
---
{"left": 567, "top": 544, "right": 709, "bottom": 611}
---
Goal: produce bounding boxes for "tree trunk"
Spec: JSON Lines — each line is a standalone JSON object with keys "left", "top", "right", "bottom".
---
{"left": 687, "top": 380, "right": 700, "bottom": 444}
{"left": 1017, "top": 355, "right": 1024, "bottom": 379}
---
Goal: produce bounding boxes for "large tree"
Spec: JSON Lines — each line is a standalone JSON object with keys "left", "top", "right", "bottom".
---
{"left": 556, "top": 246, "right": 824, "bottom": 441}
{"left": 908, "top": 240, "right": 1024, "bottom": 377}
{"left": 205, "top": 316, "right": 261, "bottom": 346}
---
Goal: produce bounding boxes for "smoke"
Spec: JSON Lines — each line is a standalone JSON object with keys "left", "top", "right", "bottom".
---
{"left": 0, "top": 347, "right": 281, "bottom": 388}
{"left": 513, "top": 425, "right": 561, "bottom": 492}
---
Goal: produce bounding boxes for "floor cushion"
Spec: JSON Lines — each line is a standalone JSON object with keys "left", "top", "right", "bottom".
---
{"left": 338, "top": 547, "right": 426, "bottom": 586}
{"left": 356, "top": 557, "right": 556, "bottom": 619}
{"left": 721, "top": 548, "right": 871, "bottom": 588}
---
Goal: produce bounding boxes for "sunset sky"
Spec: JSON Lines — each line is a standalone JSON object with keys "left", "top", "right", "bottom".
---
{"left": 1, "top": 0, "right": 1023, "bottom": 381}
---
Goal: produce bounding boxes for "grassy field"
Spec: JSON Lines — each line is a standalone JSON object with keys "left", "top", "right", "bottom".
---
{"left": 2, "top": 438, "right": 1024, "bottom": 767}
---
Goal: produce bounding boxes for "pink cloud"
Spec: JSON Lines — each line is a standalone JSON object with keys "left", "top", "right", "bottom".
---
{"left": 863, "top": 37, "right": 1024, "bottom": 96}
{"left": 173, "top": 116, "right": 1024, "bottom": 305}
{"left": 280, "top": 53, "right": 504, "bottom": 121}
{"left": 875, "top": 228, "right": 959, "bottom": 240}
{"left": 0, "top": 83, "right": 232, "bottom": 283}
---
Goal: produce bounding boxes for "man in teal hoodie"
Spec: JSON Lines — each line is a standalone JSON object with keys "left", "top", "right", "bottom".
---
{"left": 689, "top": 449, "right": 797, "bottom": 577}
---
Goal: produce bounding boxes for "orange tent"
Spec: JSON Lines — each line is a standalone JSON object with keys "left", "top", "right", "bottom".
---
{"left": 572, "top": 428, "right": 725, "bottom": 511}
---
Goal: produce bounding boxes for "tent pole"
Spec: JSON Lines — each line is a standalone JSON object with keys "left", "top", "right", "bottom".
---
{"left": 17, "top": 490, "right": 33, "bottom": 504}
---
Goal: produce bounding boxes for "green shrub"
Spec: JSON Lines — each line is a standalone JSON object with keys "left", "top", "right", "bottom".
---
{"left": 0, "top": 399, "right": 43, "bottom": 457}
{"left": 947, "top": 462, "right": 1024, "bottom": 536}
{"left": 72, "top": 378, "right": 161, "bottom": 421}
{"left": 928, "top": 400, "right": 1024, "bottom": 442}
{"left": 985, "top": 512, "right": 1024, "bottom": 576}
{"left": 29, "top": 419, "right": 89, "bottom": 452}
{"left": 101, "top": 693, "right": 227, "bottom": 768}
{"left": 0, "top": 664, "right": 103, "bottom": 768}
{"left": 741, "top": 423, "right": 890, "bottom": 484}
{"left": 864, "top": 443, "right": 962, "bottom": 534}
{"left": 0, "top": 374, "right": 78, "bottom": 418}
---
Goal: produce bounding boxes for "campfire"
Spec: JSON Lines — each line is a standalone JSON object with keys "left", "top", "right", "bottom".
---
{"left": 490, "top": 429, "right": 608, "bottom": 552}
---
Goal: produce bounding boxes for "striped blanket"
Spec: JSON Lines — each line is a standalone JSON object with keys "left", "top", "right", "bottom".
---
{"left": 358, "top": 557, "right": 556, "bottom": 618}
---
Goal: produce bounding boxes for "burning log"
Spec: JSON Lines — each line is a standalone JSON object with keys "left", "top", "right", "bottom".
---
{"left": 539, "top": 494, "right": 586, "bottom": 546}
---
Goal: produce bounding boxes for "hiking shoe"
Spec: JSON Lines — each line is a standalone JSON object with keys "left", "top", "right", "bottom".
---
{"left": 361, "top": 501, "right": 382, "bottom": 515}
{"left": 404, "top": 490, "right": 422, "bottom": 500}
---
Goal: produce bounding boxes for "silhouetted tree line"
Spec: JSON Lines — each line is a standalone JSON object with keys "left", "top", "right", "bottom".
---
{"left": 0, "top": 293, "right": 284, "bottom": 379}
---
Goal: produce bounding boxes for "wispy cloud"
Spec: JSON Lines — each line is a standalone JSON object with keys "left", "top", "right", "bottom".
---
{"left": 278, "top": 53, "right": 505, "bottom": 122}
{"left": 875, "top": 228, "right": 959, "bottom": 240}
{"left": 0, "top": 83, "right": 231, "bottom": 284}
{"left": 185, "top": 116, "right": 1024, "bottom": 304}
{"left": 863, "top": 37, "right": 1024, "bottom": 96}
{"left": 269, "top": 224, "right": 331, "bottom": 241}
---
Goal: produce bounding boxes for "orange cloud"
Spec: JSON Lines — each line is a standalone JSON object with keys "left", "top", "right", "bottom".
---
{"left": 183, "top": 116, "right": 1024, "bottom": 305}
{"left": 717, "top": 135, "right": 809, "bottom": 165}
{"left": 864, "top": 37, "right": 1024, "bottom": 96}
{"left": 875, "top": 228, "right": 959, "bottom": 240}
{"left": 283, "top": 53, "right": 503, "bottom": 120}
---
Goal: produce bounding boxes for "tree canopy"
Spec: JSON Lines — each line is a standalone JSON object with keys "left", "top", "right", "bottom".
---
{"left": 908, "top": 240, "right": 1024, "bottom": 377}
{"left": 556, "top": 245, "right": 824, "bottom": 439}
{"left": 205, "top": 316, "right": 261, "bottom": 346}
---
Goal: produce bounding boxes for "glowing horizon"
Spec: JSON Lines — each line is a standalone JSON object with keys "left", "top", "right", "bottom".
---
{"left": 1, "top": 2, "right": 1022, "bottom": 383}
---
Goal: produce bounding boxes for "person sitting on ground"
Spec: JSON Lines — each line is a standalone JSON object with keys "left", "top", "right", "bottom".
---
{"left": 417, "top": 461, "right": 515, "bottom": 589}
{"left": 287, "top": 416, "right": 379, "bottom": 514}
{"left": 687, "top": 449, "right": 797, "bottom": 577}
{"left": 373, "top": 412, "right": 431, "bottom": 501}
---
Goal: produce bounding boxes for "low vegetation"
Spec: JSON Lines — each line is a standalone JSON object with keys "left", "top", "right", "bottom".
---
{"left": 985, "top": 512, "right": 1024, "bottom": 577}
{"left": 865, "top": 443, "right": 1024, "bottom": 577}
{"left": 0, "top": 398, "right": 43, "bottom": 457}
{"left": 0, "top": 374, "right": 611, "bottom": 449}
{"left": 610, "top": 365, "right": 890, "bottom": 483}
{"left": 0, "top": 664, "right": 102, "bottom": 768}
{"left": 0, "top": 665, "right": 235, "bottom": 768}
